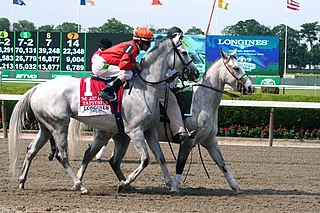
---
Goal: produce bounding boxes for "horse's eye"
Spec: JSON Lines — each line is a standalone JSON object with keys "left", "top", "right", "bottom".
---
{"left": 233, "top": 67, "right": 239, "bottom": 71}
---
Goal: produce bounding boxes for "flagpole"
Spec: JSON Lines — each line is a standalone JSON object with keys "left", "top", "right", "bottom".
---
{"left": 284, "top": 2, "right": 288, "bottom": 77}
{"left": 11, "top": 3, "right": 14, "bottom": 31}
{"left": 148, "top": 0, "right": 150, "bottom": 28}
{"left": 206, "top": 0, "right": 217, "bottom": 35}
{"left": 78, "top": 3, "right": 81, "bottom": 32}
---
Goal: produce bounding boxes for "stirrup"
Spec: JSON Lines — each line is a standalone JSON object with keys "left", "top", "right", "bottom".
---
{"left": 188, "top": 130, "right": 197, "bottom": 139}
{"left": 99, "top": 91, "right": 117, "bottom": 102}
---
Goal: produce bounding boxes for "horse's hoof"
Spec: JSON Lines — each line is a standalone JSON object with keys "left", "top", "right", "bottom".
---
{"left": 234, "top": 187, "right": 242, "bottom": 194}
{"left": 80, "top": 187, "right": 88, "bottom": 195}
{"left": 48, "top": 154, "right": 54, "bottom": 161}
{"left": 165, "top": 180, "right": 172, "bottom": 188}
{"left": 118, "top": 180, "right": 135, "bottom": 192}
{"left": 170, "top": 188, "right": 182, "bottom": 195}
{"left": 18, "top": 183, "right": 24, "bottom": 190}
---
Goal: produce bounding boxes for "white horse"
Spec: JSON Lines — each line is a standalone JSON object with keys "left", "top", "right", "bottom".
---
{"left": 164, "top": 49, "right": 254, "bottom": 192}
{"left": 8, "top": 36, "right": 199, "bottom": 194}
{"left": 68, "top": 49, "right": 253, "bottom": 193}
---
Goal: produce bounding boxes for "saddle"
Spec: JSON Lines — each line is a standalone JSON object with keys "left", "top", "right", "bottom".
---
{"left": 90, "top": 75, "right": 125, "bottom": 134}
{"left": 160, "top": 87, "right": 194, "bottom": 123}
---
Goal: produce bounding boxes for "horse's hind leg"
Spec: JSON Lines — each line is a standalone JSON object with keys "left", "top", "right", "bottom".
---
{"left": 144, "top": 127, "right": 172, "bottom": 188}
{"left": 201, "top": 136, "right": 240, "bottom": 192}
{"left": 48, "top": 137, "right": 56, "bottom": 161}
{"left": 109, "top": 133, "right": 130, "bottom": 182}
{"left": 77, "top": 130, "right": 112, "bottom": 181}
{"left": 19, "top": 126, "right": 51, "bottom": 189}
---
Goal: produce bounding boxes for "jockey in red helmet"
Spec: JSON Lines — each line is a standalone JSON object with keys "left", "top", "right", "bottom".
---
{"left": 92, "top": 28, "right": 154, "bottom": 101}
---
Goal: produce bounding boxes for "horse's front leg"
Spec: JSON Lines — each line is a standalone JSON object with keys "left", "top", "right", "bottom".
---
{"left": 202, "top": 136, "right": 240, "bottom": 193}
{"left": 170, "top": 138, "right": 195, "bottom": 193}
{"left": 145, "top": 127, "right": 172, "bottom": 188}
{"left": 121, "top": 128, "right": 149, "bottom": 187}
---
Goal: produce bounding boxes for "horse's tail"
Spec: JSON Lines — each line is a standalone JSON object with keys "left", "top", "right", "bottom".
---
{"left": 8, "top": 86, "right": 37, "bottom": 179}
{"left": 68, "top": 118, "right": 89, "bottom": 159}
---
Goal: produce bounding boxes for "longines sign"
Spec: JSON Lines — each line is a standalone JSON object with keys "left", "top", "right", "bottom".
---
{"left": 206, "top": 36, "right": 280, "bottom": 75}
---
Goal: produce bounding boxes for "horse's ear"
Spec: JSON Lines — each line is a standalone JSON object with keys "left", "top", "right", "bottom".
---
{"left": 231, "top": 49, "right": 237, "bottom": 56}
{"left": 220, "top": 48, "right": 228, "bottom": 59}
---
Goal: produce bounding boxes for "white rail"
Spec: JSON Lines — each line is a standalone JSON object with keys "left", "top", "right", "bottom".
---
{"left": 1, "top": 94, "right": 320, "bottom": 109}
{"left": 1, "top": 95, "right": 320, "bottom": 146}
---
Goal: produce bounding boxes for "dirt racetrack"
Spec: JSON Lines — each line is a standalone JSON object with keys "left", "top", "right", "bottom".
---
{"left": 0, "top": 135, "right": 319, "bottom": 213}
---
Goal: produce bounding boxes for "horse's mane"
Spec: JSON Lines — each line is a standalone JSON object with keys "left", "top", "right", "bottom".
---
{"left": 143, "top": 39, "right": 171, "bottom": 66}
{"left": 202, "top": 57, "right": 221, "bottom": 78}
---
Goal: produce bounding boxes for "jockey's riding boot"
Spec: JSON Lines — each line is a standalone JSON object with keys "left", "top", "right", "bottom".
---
{"left": 99, "top": 78, "right": 124, "bottom": 101}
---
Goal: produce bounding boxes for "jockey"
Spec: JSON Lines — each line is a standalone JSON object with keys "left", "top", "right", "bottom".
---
{"left": 164, "top": 26, "right": 196, "bottom": 144}
{"left": 91, "top": 28, "right": 154, "bottom": 101}
{"left": 91, "top": 38, "right": 112, "bottom": 65}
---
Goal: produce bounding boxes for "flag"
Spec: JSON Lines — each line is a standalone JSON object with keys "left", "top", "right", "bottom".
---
{"left": 80, "top": 0, "right": 95, "bottom": 6}
{"left": 218, "top": 0, "right": 229, "bottom": 10}
{"left": 13, "top": 0, "right": 26, "bottom": 6}
{"left": 287, "top": 0, "right": 300, "bottom": 11}
{"left": 151, "top": 0, "right": 163, "bottom": 5}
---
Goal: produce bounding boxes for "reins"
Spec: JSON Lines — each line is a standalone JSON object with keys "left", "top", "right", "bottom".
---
{"left": 136, "top": 39, "right": 193, "bottom": 85}
{"left": 192, "top": 54, "right": 251, "bottom": 98}
{"left": 193, "top": 83, "right": 240, "bottom": 98}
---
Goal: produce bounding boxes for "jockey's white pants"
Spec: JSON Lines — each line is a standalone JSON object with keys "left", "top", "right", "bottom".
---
{"left": 160, "top": 88, "right": 185, "bottom": 136}
{"left": 91, "top": 55, "right": 133, "bottom": 80}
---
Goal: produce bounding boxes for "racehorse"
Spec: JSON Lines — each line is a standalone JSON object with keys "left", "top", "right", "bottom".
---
{"left": 8, "top": 36, "right": 199, "bottom": 194}
{"left": 164, "top": 49, "right": 254, "bottom": 192}
{"left": 68, "top": 49, "right": 253, "bottom": 193}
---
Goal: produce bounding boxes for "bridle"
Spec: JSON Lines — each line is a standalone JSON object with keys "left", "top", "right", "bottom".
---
{"left": 193, "top": 54, "right": 249, "bottom": 98}
{"left": 137, "top": 39, "right": 195, "bottom": 85}
{"left": 169, "top": 39, "right": 195, "bottom": 81}
{"left": 222, "top": 54, "right": 248, "bottom": 93}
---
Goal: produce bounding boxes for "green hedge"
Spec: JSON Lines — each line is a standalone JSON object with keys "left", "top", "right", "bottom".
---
{"left": 218, "top": 106, "right": 320, "bottom": 129}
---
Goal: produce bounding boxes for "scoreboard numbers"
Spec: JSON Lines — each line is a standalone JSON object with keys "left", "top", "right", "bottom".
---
{"left": 0, "top": 32, "right": 130, "bottom": 72}
{"left": 61, "top": 32, "right": 85, "bottom": 71}
{"left": 14, "top": 32, "right": 37, "bottom": 70}
{"left": 38, "top": 32, "right": 61, "bottom": 71}
{"left": 0, "top": 31, "right": 14, "bottom": 69}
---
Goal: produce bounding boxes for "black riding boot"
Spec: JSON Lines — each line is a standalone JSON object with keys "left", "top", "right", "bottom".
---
{"left": 99, "top": 78, "right": 124, "bottom": 101}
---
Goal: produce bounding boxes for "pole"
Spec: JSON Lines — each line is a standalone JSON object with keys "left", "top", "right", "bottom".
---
{"left": 78, "top": 3, "right": 81, "bottom": 32}
{"left": 284, "top": 3, "right": 288, "bottom": 77}
{"left": 268, "top": 108, "right": 275, "bottom": 147}
{"left": 148, "top": 0, "right": 151, "bottom": 28}
{"left": 1, "top": 100, "right": 8, "bottom": 138}
{"left": 206, "top": 0, "right": 217, "bottom": 35}
{"left": 11, "top": 3, "right": 14, "bottom": 31}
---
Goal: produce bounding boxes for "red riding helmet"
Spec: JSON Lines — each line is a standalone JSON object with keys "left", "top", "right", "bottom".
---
{"left": 133, "top": 28, "right": 154, "bottom": 42}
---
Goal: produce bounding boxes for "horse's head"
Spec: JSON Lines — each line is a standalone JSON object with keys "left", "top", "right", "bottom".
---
{"left": 168, "top": 35, "right": 200, "bottom": 82}
{"left": 220, "top": 49, "right": 254, "bottom": 95}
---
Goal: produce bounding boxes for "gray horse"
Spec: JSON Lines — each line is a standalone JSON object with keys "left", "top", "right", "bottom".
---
{"left": 8, "top": 36, "right": 199, "bottom": 194}
{"left": 69, "top": 49, "right": 253, "bottom": 193}
{"left": 164, "top": 49, "right": 254, "bottom": 192}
